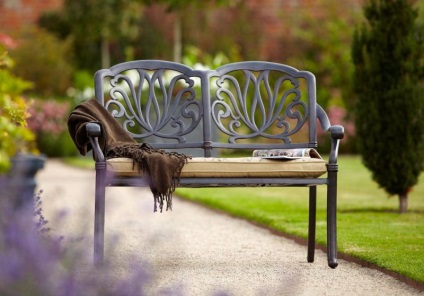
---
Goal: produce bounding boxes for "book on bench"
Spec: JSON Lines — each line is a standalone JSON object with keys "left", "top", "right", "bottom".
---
{"left": 252, "top": 148, "right": 322, "bottom": 159}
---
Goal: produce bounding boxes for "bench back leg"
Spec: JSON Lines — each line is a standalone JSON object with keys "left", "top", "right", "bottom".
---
{"left": 307, "top": 186, "right": 317, "bottom": 263}
{"left": 94, "top": 163, "right": 106, "bottom": 266}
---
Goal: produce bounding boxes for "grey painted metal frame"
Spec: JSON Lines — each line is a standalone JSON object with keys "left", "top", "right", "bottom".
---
{"left": 87, "top": 60, "right": 344, "bottom": 269}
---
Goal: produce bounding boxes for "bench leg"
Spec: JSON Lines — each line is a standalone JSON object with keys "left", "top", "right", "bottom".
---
{"left": 94, "top": 163, "right": 106, "bottom": 266}
{"left": 307, "top": 186, "right": 317, "bottom": 263}
{"left": 327, "top": 168, "right": 338, "bottom": 268}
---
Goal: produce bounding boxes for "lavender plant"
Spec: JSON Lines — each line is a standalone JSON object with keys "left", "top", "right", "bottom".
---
{"left": 33, "top": 190, "right": 51, "bottom": 235}
{"left": 0, "top": 189, "right": 153, "bottom": 296}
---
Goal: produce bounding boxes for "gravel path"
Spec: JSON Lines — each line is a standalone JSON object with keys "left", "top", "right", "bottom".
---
{"left": 36, "top": 159, "right": 423, "bottom": 296}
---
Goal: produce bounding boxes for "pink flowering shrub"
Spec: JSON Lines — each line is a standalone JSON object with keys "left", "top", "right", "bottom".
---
{"left": 316, "top": 106, "right": 356, "bottom": 153}
{"left": 27, "top": 99, "right": 77, "bottom": 157}
{"left": 327, "top": 106, "right": 355, "bottom": 141}
{"left": 0, "top": 33, "right": 18, "bottom": 49}
{"left": 318, "top": 106, "right": 355, "bottom": 141}
{"left": 27, "top": 99, "right": 70, "bottom": 135}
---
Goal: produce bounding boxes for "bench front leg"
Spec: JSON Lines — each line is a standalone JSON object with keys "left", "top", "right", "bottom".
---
{"left": 86, "top": 122, "right": 106, "bottom": 265}
{"left": 326, "top": 125, "right": 344, "bottom": 268}
{"left": 94, "top": 162, "right": 106, "bottom": 266}
{"left": 327, "top": 167, "right": 338, "bottom": 268}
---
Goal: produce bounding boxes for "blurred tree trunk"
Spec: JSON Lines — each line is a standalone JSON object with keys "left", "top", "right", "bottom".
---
{"left": 399, "top": 193, "right": 408, "bottom": 214}
{"left": 101, "top": 36, "right": 111, "bottom": 69}
{"left": 173, "top": 11, "right": 182, "bottom": 63}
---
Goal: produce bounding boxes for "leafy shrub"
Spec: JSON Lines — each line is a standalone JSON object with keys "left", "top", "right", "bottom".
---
{"left": 35, "top": 132, "right": 78, "bottom": 158}
{"left": 0, "top": 48, "right": 37, "bottom": 173}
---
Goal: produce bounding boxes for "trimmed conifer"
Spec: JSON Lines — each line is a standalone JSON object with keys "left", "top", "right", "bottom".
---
{"left": 351, "top": 0, "right": 424, "bottom": 213}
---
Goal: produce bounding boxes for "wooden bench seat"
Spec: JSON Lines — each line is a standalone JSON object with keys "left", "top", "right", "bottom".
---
{"left": 107, "top": 157, "right": 328, "bottom": 178}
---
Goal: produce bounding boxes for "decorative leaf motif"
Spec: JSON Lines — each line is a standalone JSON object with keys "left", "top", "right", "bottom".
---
{"left": 105, "top": 69, "right": 202, "bottom": 142}
{"left": 212, "top": 69, "right": 308, "bottom": 143}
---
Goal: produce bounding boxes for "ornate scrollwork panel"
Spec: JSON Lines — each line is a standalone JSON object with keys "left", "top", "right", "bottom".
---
{"left": 104, "top": 68, "right": 203, "bottom": 143}
{"left": 211, "top": 69, "right": 309, "bottom": 144}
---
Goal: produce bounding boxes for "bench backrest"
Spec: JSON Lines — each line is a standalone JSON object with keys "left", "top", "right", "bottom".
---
{"left": 94, "top": 60, "right": 330, "bottom": 157}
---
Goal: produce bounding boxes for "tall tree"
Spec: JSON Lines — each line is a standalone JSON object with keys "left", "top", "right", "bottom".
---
{"left": 352, "top": 0, "right": 424, "bottom": 213}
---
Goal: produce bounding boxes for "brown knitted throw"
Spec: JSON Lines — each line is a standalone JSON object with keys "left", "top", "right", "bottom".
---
{"left": 107, "top": 143, "right": 189, "bottom": 212}
{"left": 67, "top": 99, "right": 190, "bottom": 212}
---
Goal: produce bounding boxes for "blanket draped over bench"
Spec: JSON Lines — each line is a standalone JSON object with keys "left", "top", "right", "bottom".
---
{"left": 67, "top": 99, "right": 190, "bottom": 212}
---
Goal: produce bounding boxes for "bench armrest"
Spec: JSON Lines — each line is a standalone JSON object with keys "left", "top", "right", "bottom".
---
{"left": 86, "top": 122, "right": 105, "bottom": 162}
{"left": 328, "top": 125, "right": 344, "bottom": 165}
{"left": 317, "top": 105, "right": 344, "bottom": 165}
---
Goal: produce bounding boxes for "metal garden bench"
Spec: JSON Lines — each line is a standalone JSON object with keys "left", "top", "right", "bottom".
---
{"left": 83, "top": 60, "right": 344, "bottom": 268}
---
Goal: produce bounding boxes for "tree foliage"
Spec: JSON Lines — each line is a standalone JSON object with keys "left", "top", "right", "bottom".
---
{"left": 352, "top": 0, "right": 424, "bottom": 212}
{"left": 10, "top": 28, "right": 73, "bottom": 97}
{"left": 288, "top": 0, "right": 360, "bottom": 110}
{"left": 140, "top": 0, "right": 234, "bottom": 62}
{"left": 140, "top": 0, "right": 232, "bottom": 11}
{"left": 39, "top": 0, "right": 143, "bottom": 71}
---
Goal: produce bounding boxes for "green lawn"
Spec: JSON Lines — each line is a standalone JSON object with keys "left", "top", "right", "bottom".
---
{"left": 63, "top": 157, "right": 95, "bottom": 169}
{"left": 176, "top": 156, "right": 424, "bottom": 284}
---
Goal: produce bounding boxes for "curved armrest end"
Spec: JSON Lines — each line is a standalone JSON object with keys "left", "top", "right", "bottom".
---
{"left": 86, "top": 122, "right": 102, "bottom": 137}
{"left": 330, "top": 125, "right": 345, "bottom": 140}
{"left": 86, "top": 122, "right": 105, "bottom": 162}
{"left": 328, "top": 125, "right": 344, "bottom": 165}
